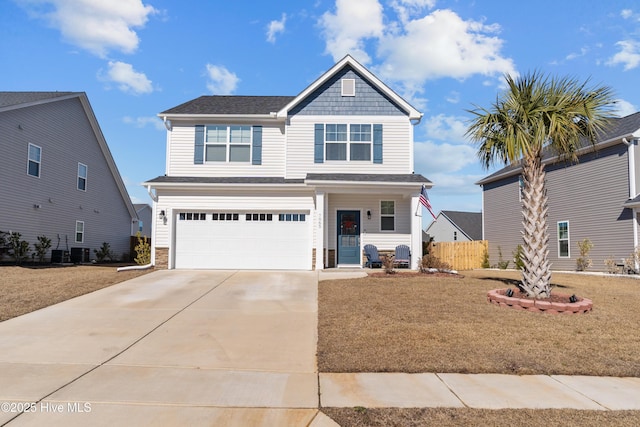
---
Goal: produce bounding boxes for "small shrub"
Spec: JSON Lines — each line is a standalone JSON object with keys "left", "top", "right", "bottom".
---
{"left": 8, "top": 232, "right": 30, "bottom": 265}
{"left": 481, "top": 249, "right": 490, "bottom": 268}
{"left": 497, "top": 246, "right": 509, "bottom": 269}
{"left": 624, "top": 246, "right": 640, "bottom": 274}
{"left": 94, "top": 242, "right": 114, "bottom": 263}
{"left": 576, "top": 238, "right": 594, "bottom": 271}
{"left": 134, "top": 232, "right": 151, "bottom": 265}
{"left": 420, "top": 254, "right": 452, "bottom": 272}
{"left": 34, "top": 235, "right": 52, "bottom": 263}
{"left": 604, "top": 256, "right": 619, "bottom": 274}
{"left": 512, "top": 244, "right": 524, "bottom": 270}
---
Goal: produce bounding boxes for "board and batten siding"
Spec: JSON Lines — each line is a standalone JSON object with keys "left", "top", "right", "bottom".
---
{"left": 326, "top": 193, "right": 412, "bottom": 251}
{"left": 153, "top": 189, "right": 315, "bottom": 249}
{"left": 0, "top": 97, "right": 132, "bottom": 260}
{"left": 483, "top": 143, "right": 634, "bottom": 271}
{"left": 166, "top": 122, "right": 286, "bottom": 177}
{"left": 285, "top": 115, "right": 413, "bottom": 179}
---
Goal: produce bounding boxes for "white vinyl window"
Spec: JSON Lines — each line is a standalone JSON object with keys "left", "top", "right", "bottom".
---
{"left": 75, "top": 221, "right": 84, "bottom": 243}
{"left": 28, "top": 143, "right": 41, "bottom": 177}
{"left": 77, "top": 163, "right": 87, "bottom": 191}
{"left": 325, "top": 124, "right": 371, "bottom": 161}
{"left": 518, "top": 175, "right": 525, "bottom": 202}
{"left": 205, "top": 125, "right": 251, "bottom": 162}
{"left": 380, "top": 201, "right": 395, "bottom": 231}
{"left": 558, "top": 221, "right": 569, "bottom": 258}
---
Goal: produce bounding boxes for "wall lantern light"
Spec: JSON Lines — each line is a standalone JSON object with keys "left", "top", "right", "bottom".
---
{"left": 367, "top": 210, "right": 372, "bottom": 220}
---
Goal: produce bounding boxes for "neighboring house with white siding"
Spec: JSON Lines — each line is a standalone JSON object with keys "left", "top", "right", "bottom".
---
{"left": 425, "top": 210, "right": 482, "bottom": 242}
{"left": 477, "top": 111, "right": 640, "bottom": 272}
{"left": 144, "top": 55, "right": 430, "bottom": 270}
{"left": 0, "top": 92, "right": 138, "bottom": 263}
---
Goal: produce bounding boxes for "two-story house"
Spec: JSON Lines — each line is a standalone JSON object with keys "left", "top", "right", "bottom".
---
{"left": 144, "top": 55, "right": 431, "bottom": 270}
{"left": 0, "top": 92, "right": 138, "bottom": 262}
{"left": 478, "top": 111, "right": 640, "bottom": 271}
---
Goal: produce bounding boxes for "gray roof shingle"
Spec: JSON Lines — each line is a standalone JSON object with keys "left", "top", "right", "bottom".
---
{"left": 160, "top": 96, "right": 296, "bottom": 115}
{"left": 305, "top": 173, "right": 431, "bottom": 183}
{"left": 145, "top": 174, "right": 431, "bottom": 185}
{"left": 441, "top": 210, "right": 483, "bottom": 240}
{"left": 0, "top": 91, "right": 76, "bottom": 109}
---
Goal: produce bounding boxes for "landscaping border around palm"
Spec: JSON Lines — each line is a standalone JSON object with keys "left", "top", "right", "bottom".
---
{"left": 318, "top": 269, "right": 640, "bottom": 377}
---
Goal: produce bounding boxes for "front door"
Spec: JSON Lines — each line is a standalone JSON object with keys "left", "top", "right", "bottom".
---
{"left": 337, "top": 210, "right": 360, "bottom": 265}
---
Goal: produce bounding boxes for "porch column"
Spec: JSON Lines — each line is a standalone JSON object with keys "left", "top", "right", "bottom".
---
{"left": 411, "top": 193, "right": 422, "bottom": 270}
{"left": 316, "top": 191, "right": 325, "bottom": 270}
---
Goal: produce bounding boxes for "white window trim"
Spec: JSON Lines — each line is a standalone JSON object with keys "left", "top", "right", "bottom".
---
{"left": 380, "top": 200, "right": 395, "bottom": 232}
{"left": 205, "top": 125, "right": 252, "bottom": 163}
{"left": 77, "top": 162, "right": 87, "bottom": 191}
{"left": 557, "top": 220, "right": 570, "bottom": 258}
{"left": 341, "top": 78, "right": 355, "bottom": 96}
{"left": 27, "top": 143, "right": 42, "bottom": 178}
{"left": 325, "top": 123, "right": 372, "bottom": 162}
{"left": 75, "top": 220, "right": 84, "bottom": 244}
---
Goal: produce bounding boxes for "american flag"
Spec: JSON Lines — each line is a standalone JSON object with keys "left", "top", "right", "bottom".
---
{"left": 420, "top": 185, "right": 437, "bottom": 220}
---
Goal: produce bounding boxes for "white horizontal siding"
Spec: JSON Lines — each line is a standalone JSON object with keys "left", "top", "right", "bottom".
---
{"left": 361, "top": 233, "right": 411, "bottom": 251}
{"left": 167, "top": 122, "right": 286, "bottom": 177}
{"left": 327, "top": 193, "right": 412, "bottom": 249}
{"left": 286, "top": 115, "right": 413, "bottom": 179}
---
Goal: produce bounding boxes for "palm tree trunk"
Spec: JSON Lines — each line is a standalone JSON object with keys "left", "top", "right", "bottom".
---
{"left": 520, "top": 156, "right": 552, "bottom": 298}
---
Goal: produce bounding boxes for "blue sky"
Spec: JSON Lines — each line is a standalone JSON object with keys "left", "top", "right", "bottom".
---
{"left": 2, "top": 0, "right": 639, "bottom": 215}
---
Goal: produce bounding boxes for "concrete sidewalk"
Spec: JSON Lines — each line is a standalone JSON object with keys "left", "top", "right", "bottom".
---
{"left": 0, "top": 269, "right": 638, "bottom": 427}
{"left": 320, "top": 372, "right": 640, "bottom": 410}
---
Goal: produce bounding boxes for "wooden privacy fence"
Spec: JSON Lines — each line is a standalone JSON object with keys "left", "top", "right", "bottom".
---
{"left": 428, "top": 240, "right": 488, "bottom": 270}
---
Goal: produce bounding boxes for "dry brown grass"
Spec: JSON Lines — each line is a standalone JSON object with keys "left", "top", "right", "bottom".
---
{"left": 318, "top": 269, "right": 640, "bottom": 376}
{"left": 0, "top": 264, "right": 151, "bottom": 322}
{"left": 322, "top": 408, "right": 640, "bottom": 427}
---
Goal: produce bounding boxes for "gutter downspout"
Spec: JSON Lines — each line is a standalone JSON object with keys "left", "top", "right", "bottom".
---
{"left": 624, "top": 137, "right": 639, "bottom": 269}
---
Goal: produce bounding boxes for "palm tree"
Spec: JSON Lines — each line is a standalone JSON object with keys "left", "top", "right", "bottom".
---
{"left": 467, "top": 72, "right": 615, "bottom": 298}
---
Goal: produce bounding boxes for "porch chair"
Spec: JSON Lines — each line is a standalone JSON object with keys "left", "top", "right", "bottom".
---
{"left": 393, "top": 245, "right": 410, "bottom": 268}
{"left": 364, "top": 244, "right": 383, "bottom": 268}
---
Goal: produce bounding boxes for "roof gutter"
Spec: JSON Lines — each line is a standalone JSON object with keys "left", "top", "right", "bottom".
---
{"left": 157, "top": 113, "right": 285, "bottom": 122}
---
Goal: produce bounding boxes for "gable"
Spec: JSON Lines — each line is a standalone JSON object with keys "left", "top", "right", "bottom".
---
{"left": 289, "top": 65, "right": 406, "bottom": 117}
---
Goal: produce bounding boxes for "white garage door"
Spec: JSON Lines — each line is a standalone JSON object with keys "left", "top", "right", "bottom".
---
{"left": 174, "top": 211, "right": 311, "bottom": 270}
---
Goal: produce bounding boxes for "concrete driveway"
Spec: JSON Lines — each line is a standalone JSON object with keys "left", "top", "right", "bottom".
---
{"left": 0, "top": 270, "right": 332, "bottom": 426}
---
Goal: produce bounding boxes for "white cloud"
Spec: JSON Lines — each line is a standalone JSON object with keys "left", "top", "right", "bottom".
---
{"left": 267, "top": 13, "right": 287, "bottom": 43}
{"left": 607, "top": 40, "right": 640, "bottom": 70}
{"left": 205, "top": 64, "right": 240, "bottom": 95}
{"left": 445, "top": 91, "right": 460, "bottom": 104}
{"left": 422, "top": 114, "right": 468, "bottom": 141}
{"left": 318, "top": 0, "right": 384, "bottom": 64}
{"left": 123, "top": 116, "right": 165, "bottom": 131}
{"left": 566, "top": 47, "right": 588, "bottom": 61}
{"left": 18, "top": 0, "right": 157, "bottom": 57}
{"left": 377, "top": 9, "right": 516, "bottom": 89}
{"left": 390, "top": 0, "right": 436, "bottom": 24}
{"left": 102, "top": 61, "right": 153, "bottom": 94}
{"left": 414, "top": 140, "right": 476, "bottom": 175}
{"left": 612, "top": 99, "right": 638, "bottom": 117}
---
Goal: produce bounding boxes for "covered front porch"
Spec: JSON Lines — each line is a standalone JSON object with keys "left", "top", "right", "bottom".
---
{"left": 307, "top": 174, "right": 431, "bottom": 270}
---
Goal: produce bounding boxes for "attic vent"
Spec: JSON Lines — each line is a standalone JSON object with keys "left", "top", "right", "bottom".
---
{"left": 341, "top": 79, "right": 355, "bottom": 97}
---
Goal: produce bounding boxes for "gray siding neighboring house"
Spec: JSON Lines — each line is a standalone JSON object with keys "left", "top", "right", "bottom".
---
{"left": 425, "top": 210, "right": 482, "bottom": 242}
{"left": 134, "top": 204, "right": 153, "bottom": 238}
{"left": 478, "top": 111, "right": 640, "bottom": 272}
{"left": 0, "top": 92, "right": 137, "bottom": 262}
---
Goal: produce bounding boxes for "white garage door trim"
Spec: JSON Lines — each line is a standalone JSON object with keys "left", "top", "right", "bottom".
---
{"left": 174, "top": 211, "right": 311, "bottom": 270}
